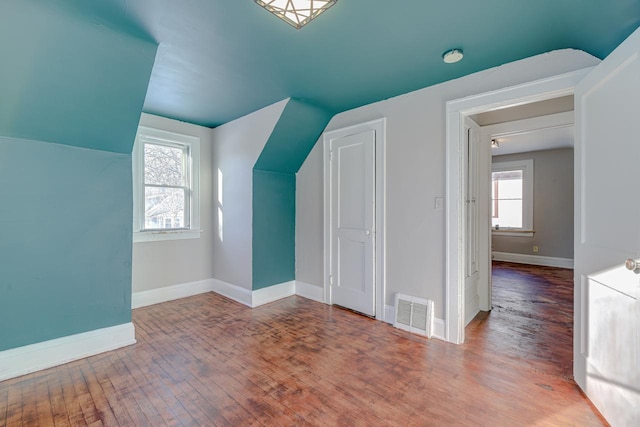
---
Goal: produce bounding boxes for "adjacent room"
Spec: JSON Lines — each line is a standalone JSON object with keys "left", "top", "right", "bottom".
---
{"left": 1, "top": 1, "right": 639, "bottom": 425}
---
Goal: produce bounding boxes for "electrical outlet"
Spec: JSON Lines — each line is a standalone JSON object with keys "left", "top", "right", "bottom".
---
{"left": 533, "top": 245, "right": 539, "bottom": 253}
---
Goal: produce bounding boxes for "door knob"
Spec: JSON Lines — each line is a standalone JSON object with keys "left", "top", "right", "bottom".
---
{"left": 625, "top": 259, "right": 640, "bottom": 271}
{"left": 365, "top": 230, "right": 371, "bottom": 236}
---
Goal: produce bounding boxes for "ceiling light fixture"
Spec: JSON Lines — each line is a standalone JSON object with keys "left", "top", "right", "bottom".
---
{"left": 442, "top": 49, "right": 464, "bottom": 64}
{"left": 255, "top": 0, "right": 338, "bottom": 30}
{"left": 491, "top": 139, "right": 499, "bottom": 148}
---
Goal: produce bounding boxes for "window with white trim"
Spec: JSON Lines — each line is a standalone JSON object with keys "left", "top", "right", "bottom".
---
{"left": 491, "top": 159, "right": 533, "bottom": 236}
{"left": 133, "top": 126, "right": 201, "bottom": 242}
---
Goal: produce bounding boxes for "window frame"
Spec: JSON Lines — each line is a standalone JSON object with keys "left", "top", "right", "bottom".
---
{"left": 491, "top": 159, "right": 534, "bottom": 237}
{"left": 132, "top": 126, "right": 201, "bottom": 242}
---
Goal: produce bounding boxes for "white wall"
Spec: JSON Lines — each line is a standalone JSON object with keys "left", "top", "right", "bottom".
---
{"left": 295, "top": 49, "right": 600, "bottom": 318}
{"left": 132, "top": 113, "right": 215, "bottom": 292}
{"left": 492, "top": 148, "right": 574, "bottom": 259}
{"left": 211, "top": 99, "right": 288, "bottom": 290}
{"left": 295, "top": 142, "right": 324, "bottom": 286}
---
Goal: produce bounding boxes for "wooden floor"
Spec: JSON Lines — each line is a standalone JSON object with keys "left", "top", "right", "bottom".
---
{"left": 1, "top": 262, "right": 606, "bottom": 426}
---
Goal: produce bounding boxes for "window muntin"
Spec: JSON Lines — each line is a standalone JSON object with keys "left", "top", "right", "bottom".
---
{"left": 133, "top": 126, "right": 201, "bottom": 242}
{"left": 491, "top": 159, "right": 533, "bottom": 232}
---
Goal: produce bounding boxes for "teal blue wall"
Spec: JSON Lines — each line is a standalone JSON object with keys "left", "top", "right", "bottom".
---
{"left": 0, "top": 1, "right": 157, "bottom": 153}
{"left": 252, "top": 99, "right": 332, "bottom": 289}
{"left": 0, "top": 2, "right": 156, "bottom": 351}
{"left": 252, "top": 170, "right": 296, "bottom": 290}
{"left": 0, "top": 138, "right": 133, "bottom": 351}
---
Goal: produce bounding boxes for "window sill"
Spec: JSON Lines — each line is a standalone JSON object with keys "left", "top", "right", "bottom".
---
{"left": 133, "top": 229, "right": 203, "bottom": 243}
{"left": 492, "top": 230, "right": 535, "bottom": 237}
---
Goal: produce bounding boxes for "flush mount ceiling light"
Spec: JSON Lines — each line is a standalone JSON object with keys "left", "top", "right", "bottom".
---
{"left": 443, "top": 48, "right": 464, "bottom": 64}
{"left": 255, "top": 0, "right": 338, "bottom": 29}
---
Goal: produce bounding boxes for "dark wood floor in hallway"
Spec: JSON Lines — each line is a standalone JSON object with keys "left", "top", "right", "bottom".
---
{"left": 1, "top": 262, "right": 606, "bottom": 426}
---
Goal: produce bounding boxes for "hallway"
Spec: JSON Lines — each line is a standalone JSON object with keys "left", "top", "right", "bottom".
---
{"left": 466, "top": 261, "right": 577, "bottom": 380}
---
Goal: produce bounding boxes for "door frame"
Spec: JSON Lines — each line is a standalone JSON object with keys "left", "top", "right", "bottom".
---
{"left": 444, "top": 68, "right": 593, "bottom": 344}
{"left": 323, "top": 118, "right": 386, "bottom": 321}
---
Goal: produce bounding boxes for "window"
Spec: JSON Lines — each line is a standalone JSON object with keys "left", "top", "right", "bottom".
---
{"left": 491, "top": 159, "right": 533, "bottom": 236}
{"left": 133, "top": 126, "right": 201, "bottom": 242}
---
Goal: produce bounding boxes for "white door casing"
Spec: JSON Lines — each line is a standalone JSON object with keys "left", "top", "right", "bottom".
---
{"left": 464, "top": 117, "right": 481, "bottom": 325}
{"left": 574, "top": 26, "right": 640, "bottom": 426}
{"left": 478, "top": 126, "right": 494, "bottom": 312}
{"left": 445, "top": 68, "right": 591, "bottom": 344}
{"left": 323, "top": 119, "right": 386, "bottom": 320}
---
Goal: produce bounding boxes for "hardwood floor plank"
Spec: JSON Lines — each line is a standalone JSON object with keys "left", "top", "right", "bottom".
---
{"left": 88, "top": 357, "right": 137, "bottom": 426}
{"left": 0, "top": 384, "right": 8, "bottom": 427}
{"left": 60, "top": 366, "right": 86, "bottom": 426}
{"left": 0, "top": 265, "right": 607, "bottom": 426}
{"left": 35, "top": 373, "right": 55, "bottom": 426}
{"left": 133, "top": 328, "right": 234, "bottom": 426}
{"left": 120, "top": 351, "right": 187, "bottom": 427}
{"left": 46, "top": 372, "right": 71, "bottom": 427}
{"left": 5, "top": 376, "right": 27, "bottom": 426}
{"left": 99, "top": 353, "right": 157, "bottom": 426}
{"left": 78, "top": 361, "right": 120, "bottom": 426}
{"left": 17, "top": 376, "right": 38, "bottom": 426}
{"left": 68, "top": 363, "right": 102, "bottom": 425}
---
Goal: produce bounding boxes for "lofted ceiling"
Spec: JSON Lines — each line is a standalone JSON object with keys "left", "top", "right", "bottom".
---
{"left": 64, "top": 0, "right": 640, "bottom": 127}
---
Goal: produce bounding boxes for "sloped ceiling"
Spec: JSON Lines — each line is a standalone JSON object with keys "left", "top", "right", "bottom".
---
{"left": 94, "top": 0, "right": 640, "bottom": 127}
{"left": 254, "top": 99, "right": 333, "bottom": 173}
{"left": 8, "top": 1, "right": 640, "bottom": 129}
{"left": 0, "top": 0, "right": 157, "bottom": 153}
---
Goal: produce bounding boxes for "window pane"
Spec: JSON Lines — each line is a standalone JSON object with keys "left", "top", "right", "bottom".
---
{"left": 497, "top": 177, "right": 522, "bottom": 199}
{"left": 144, "top": 186, "right": 185, "bottom": 229}
{"left": 492, "top": 171, "right": 523, "bottom": 199}
{"left": 144, "top": 143, "right": 185, "bottom": 186}
{"left": 492, "top": 199, "right": 523, "bottom": 228}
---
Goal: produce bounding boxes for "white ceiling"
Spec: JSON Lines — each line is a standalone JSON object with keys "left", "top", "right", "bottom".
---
{"left": 473, "top": 96, "right": 575, "bottom": 156}
{"left": 490, "top": 125, "right": 574, "bottom": 156}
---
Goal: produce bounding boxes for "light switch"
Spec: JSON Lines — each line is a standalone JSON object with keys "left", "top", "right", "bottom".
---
{"left": 434, "top": 197, "right": 444, "bottom": 211}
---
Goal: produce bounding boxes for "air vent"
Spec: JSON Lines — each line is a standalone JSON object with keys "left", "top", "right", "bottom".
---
{"left": 394, "top": 293, "right": 434, "bottom": 338}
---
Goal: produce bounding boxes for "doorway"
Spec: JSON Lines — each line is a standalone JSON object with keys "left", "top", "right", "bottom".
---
{"left": 444, "top": 68, "right": 591, "bottom": 344}
{"left": 471, "top": 96, "right": 576, "bottom": 321}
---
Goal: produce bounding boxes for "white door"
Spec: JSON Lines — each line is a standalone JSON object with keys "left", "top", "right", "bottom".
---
{"left": 574, "top": 26, "right": 640, "bottom": 426}
{"left": 329, "top": 130, "right": 376, "bottom": 316}
{"left": 464, "top": 118, "right": 481, "bottom": 325}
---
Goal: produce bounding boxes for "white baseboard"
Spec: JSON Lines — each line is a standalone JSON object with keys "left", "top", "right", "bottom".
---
{"left": 492, "top": 251, "right": 574, "bottom": 269}
{"left": 0, "top": 323, "right": 136, "bottom": 382}
{"left": 432, "top": 318, "right": 446, "bottom": 341}
{"left": 384, "top": 304, "right": 395, "bottom": 325}
{"left": 209, "top": 278, "right": 296, "bottom": 308}
{"left": 252, "top": 281, "right": 296, "bottom": 307}
{"left": 210, "top": 278, "right": 253, "bottom": 307}
{"left": 295, "top": 281, "right": 324, "bottom": 303}
{"left": 132, "top": 278, "right": 215, "bottom": 309}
